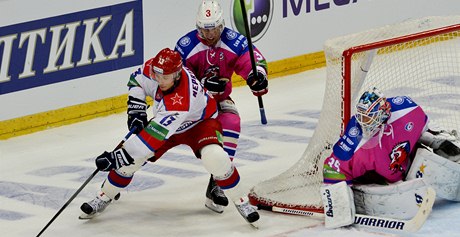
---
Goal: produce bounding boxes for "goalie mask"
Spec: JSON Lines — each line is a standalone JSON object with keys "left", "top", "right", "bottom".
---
{"left": 355, "top": 87, "right": 391, "bottom": 138}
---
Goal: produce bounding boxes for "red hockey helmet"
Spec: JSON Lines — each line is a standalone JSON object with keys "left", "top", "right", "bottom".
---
{"left": 150, "top": 48, "right": 183, "bottom": 75}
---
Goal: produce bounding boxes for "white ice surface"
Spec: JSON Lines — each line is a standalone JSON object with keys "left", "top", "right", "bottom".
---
{"left": 1, "top": 68, "right": 460, "bottom": 237}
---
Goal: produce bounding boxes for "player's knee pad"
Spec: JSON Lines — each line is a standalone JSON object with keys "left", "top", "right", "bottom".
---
{"left": 320, "top": 181, "right": 355, "bottom": 229}
{"left": 352, "top": 179, "right": 429, "bottom": 219}
{"left": 406, "top": 148, "right": 460, "bottom": 201}
{"left": 219, "top": 99, "right": 239, "bottom": 115}
{"left": 200, "top": 144, "right": 232, "bottom": 177}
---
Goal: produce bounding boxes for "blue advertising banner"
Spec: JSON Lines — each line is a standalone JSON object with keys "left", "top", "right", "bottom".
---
{"left": 0, "top": 0, "right": 143, "bottom": 94}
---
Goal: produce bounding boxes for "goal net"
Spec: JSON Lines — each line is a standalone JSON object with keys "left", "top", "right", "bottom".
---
{"left": 249, "top": 16, "right": 460, "bottom": 214}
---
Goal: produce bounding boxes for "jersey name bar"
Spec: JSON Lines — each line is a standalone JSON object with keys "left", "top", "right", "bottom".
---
{"left": 0, "top": 1, "right": 143, "bottom": 95}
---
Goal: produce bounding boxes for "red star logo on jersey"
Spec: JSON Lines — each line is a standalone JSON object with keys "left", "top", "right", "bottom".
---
{"left": 171, "top": 93, "right": 183, "bottom": 105}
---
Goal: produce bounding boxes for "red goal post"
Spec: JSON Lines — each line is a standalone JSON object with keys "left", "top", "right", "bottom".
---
{"left": 249, "top": 16, "right": 460, "bottom": 215}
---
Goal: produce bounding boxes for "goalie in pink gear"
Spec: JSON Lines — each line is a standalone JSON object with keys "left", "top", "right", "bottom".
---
{"left": 321, "top": 87, "right": 460, "bottom": 229}
{"left": 323, "top": 87, "right": 428, "bottom": 185}
{"left": 174, "top": 0, "right": 269, "bottom": 213}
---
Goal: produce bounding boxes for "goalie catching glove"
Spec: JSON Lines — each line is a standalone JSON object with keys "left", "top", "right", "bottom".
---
{"left": 127, "top": 96, "right": 148, "bottom": 134}
{"left": 419, "top": 128, "right": 460, "bottom": 161}
{"left": 200, "top": 66, "right": 229, "bottom": 95}
{"left": 95, "top": 148, "right": 134, "bottom": 171}
{"left": 247, "top": 68, "right": 268, "bottom": 96}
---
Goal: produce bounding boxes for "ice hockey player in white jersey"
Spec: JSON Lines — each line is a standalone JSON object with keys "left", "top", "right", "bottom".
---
{"left": 321, "top": 87, "right": 460, "bottom": 229}
{"left": 79, "top": 48, "right": 259, "bottom": 225}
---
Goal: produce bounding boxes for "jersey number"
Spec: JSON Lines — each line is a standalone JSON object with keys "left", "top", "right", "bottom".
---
{"left": 327, "top": 158, "right": 341, "bottom": 172}
{"left": 160, "top": 114, "right": 177, "bottom": 126}
{"left": 131, "top": 68, "right": 141, "bottom": 78}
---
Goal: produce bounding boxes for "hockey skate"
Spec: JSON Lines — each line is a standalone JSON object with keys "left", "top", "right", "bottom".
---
{"left": 205, "top": 176, "right": 229, "bottom": 213}
{"left": 79, "top": 193, "right": 112, "bottom": 219}
{"left": 234, "top": 196, "right": 260, "bottom": 227}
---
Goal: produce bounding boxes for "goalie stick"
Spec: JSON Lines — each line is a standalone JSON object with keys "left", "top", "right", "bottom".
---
{"left": 36, "top": 128, "right": 136, "bottom": 237}
{"left": 256, "top": 187, "right": 435, "bottom": 233}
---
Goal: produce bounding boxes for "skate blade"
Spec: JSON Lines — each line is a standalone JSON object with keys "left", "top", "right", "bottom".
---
{"left": 249, "top": 220, "right": 259, "bottom": 229}
{"left": 205, "top": 198, "right": 224, "bottom": 214}
{"left": 78, "top": 212, "right": 96, "bottom": 220}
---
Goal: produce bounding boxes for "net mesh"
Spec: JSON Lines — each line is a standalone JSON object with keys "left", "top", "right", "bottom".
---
{"left": 249, "top": 16, "right": 460, "bottom": 212}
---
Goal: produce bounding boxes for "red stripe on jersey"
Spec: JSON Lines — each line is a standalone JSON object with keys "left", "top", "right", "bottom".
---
{"left": 202, "top": 94, "right": 218, "bottom": 119}
{"left": 107, "top": 170, "right": 133, "bottom": 188}
{"left": 215, "top": 167, "right": 240, "bottom": 190}
{"left": 162, "top": 70, "right": 191, "bottom": 112}
{"left": 138, "top": 130, "right": 166, "bottom": 152}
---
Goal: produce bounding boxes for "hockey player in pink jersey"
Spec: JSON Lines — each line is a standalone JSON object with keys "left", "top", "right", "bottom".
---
{"left": 174, "top": 0, "right": 269, "bottom": 213}
{"left": 79, "top": 48, "right": 259, "bottom": 225}
{"left": 320, "top": 87, "right": 460, "bottom": 229}
{"left": 323, "top": 88, "right": 428, "bottom": 185}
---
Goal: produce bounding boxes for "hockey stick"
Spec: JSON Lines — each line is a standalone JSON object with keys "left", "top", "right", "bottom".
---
{"left": 258, "top": 187, "right": 435, "bottom": 233}
{"left": 36, "top": 128, "right": 136, "bottom": 237}
{"left": 239, "top": 0, "right": 267, "bottom": 125}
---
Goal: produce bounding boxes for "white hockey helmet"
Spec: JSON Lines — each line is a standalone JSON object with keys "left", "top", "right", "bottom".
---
{"left": 196, "top": 0, "right": 225, "bottom": 30}
{"left": 355, "top": 87, "right": 391, "bottom": 138}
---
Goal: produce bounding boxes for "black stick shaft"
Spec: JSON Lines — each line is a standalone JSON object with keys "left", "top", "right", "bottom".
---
{"left": 36, "top": 129, "right": 135, "bottom": 237}
{"left": 239, "top": 0, "right": 267, "bottom": 124}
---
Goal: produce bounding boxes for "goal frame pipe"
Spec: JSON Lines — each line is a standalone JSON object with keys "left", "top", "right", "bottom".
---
{"left": 341, "top": 23, "right": 460, "bottom": 131}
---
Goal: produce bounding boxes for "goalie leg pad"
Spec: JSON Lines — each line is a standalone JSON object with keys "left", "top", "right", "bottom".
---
{"left": 320, "top": 181, "right": 355, "bottom": 229}
{"left": 406, "top": 148, "right": 460, "bottom": 201}
{"left": 352, "top": 179, "right": 429, "bottom": 220}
